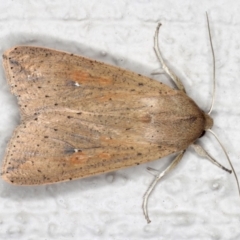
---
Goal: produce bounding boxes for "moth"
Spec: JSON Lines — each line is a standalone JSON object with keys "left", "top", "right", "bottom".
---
{"left": 1, "top": 14, "right": 238, "bottom": 223}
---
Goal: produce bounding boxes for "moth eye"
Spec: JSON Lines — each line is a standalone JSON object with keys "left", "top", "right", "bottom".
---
{"left": 199, "top": 131, "right": 206, "bottom": 138}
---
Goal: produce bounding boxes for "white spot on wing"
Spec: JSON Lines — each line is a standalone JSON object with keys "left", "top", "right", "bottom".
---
{"left": 74, "top": 82, "right": 81, "bottom": 87}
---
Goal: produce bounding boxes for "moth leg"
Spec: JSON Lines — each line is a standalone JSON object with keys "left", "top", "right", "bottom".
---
{"left": 142, "top": 151, "right": 185, "bottom": 223}
{"left": 146, "top": 167, "right": 162, "bottom": 176}
{"left": 154, "top": 23, "right": 186, "bottom": 93}
{"left": 191, "top": 143, "right": 232, "bottom": 174}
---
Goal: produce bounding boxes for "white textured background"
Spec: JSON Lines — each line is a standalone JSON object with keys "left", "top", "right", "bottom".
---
{"left": 0, "top": 1, "right": 240, "bottom": 239}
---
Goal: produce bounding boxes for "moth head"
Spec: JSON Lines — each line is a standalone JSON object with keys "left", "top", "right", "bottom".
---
{"left": 203, "top": 112, "right": 213, "bottom": 130}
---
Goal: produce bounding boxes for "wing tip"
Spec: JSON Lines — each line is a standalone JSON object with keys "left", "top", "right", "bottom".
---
{"left": 1, "top": 171, "right": 19, "bottom": 185}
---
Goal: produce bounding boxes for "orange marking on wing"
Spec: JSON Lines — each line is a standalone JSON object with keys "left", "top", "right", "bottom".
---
{"left": 69, "top": 152, "right": 88, "bottom": 165}
{"left": 140, "top": 114, "right": 152, "bottom": 123}
{"left": 69, "top": 151, "right": 111, "bottom": 165}
{"left": 70, "top": 70, "right": 113, "bottom": 85}
{"left": 97, "top": 152, "right": 111, "bottom": 160}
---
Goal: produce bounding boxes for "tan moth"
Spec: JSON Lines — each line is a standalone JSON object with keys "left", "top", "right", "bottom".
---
{"left": 1, "top": 13, "right": 239, "bottom": 223}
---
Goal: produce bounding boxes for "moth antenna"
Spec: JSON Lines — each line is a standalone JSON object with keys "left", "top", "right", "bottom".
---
{"left": 205, "top": 13, "right": 239, "bottom": 196}
{"left": 206, "top": 12, "right": 216, "bottom": 115}
{"left": 207, "top": 129, "right": 240, "bottom": 197}
{"left": 142, "top": 151, "right": 185, "bottom": 223}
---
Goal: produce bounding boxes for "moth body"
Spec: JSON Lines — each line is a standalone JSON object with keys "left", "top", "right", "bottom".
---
{"left": 1, "top": 46, "right": 212, "bottom": 185}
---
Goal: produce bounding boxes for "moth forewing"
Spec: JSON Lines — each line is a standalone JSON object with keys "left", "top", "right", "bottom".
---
{"left": 2, "top": 46, "right": 209, "bottom": 185}
{"left": 1, "top": 17, "right": 238, "bottom": 225}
